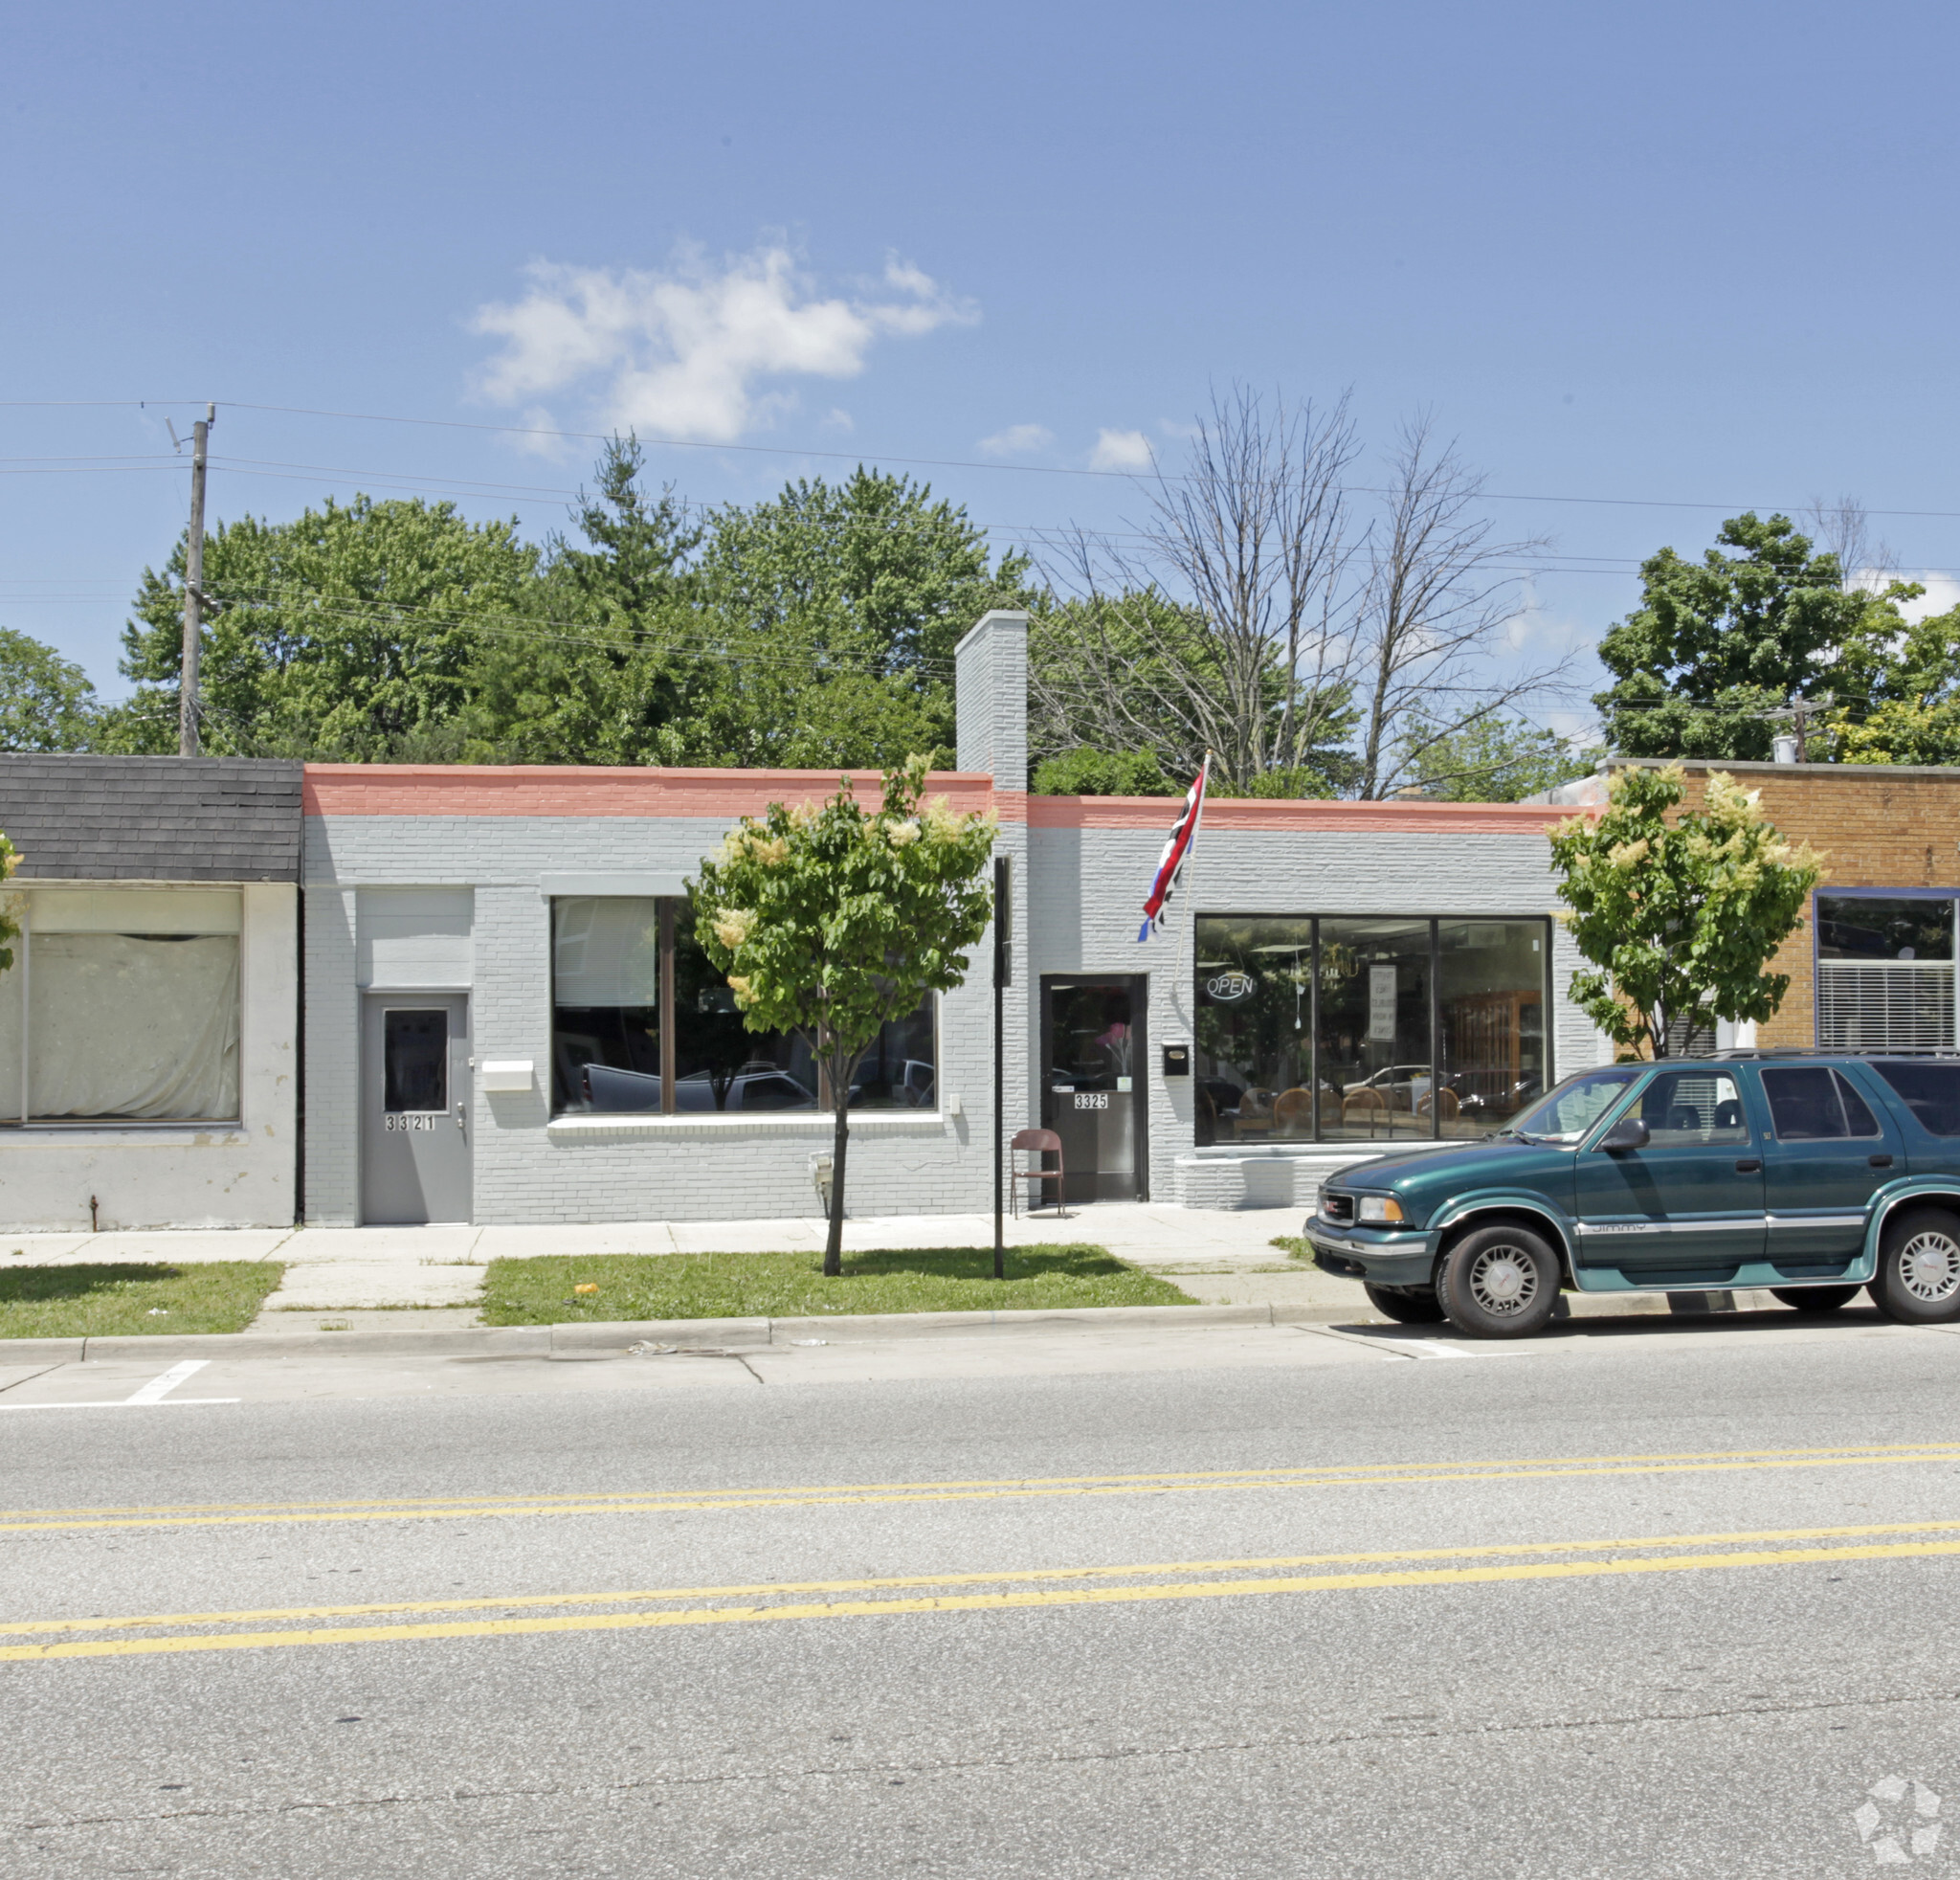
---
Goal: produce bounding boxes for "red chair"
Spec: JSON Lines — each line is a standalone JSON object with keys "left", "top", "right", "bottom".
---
{"left": 1011, "top": 1128, "right": 1070, "bottom": 1216}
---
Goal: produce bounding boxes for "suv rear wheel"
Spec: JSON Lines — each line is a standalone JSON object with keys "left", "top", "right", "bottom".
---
{"left": 1364, "top": 1283, "right": 1446, "bottom": 1325}
{"left": 1870, "top": 1207, "right": 1960, "bottom": 1324}
{"left": 1438, "top": 1223, "right": 1561, "bottom": 1339}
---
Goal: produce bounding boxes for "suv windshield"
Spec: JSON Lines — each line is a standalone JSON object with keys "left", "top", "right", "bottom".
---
{"left": 1503, "top": 1066, "right": 1644, "bottom": 1143}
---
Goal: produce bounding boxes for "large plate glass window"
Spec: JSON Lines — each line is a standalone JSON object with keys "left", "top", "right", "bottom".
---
{"left": 0, "top": 887, "right": 242, "bottom": 1124}
{"left": 550, "top": 896, "right": 661, "bottom": 1113}
{"left": 1193, "top": 912, "right": 1554, "bottom": 1147}
{"left": 1815, "top": 892, "right": 1956, "bottom": 1051}
{"left": 1436, "top": 921, "right": 1547, "bottom": 1138}
{"left": 1317, "top": 918, "right": 1434, "bottom": 1141}
{"left": 551, "top": 897, "right": 937, "bottom": 1116}
{"left": 1191, "top": 918, "right": 1313, "bottom": 1141}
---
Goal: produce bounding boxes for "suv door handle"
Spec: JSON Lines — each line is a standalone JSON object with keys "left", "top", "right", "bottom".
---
{"left": 1869, "top": 1153, "right": 1894, "bottom": 1168}
{"left": 1734, "top": 1158, "right": 1762, "bottom": 1173}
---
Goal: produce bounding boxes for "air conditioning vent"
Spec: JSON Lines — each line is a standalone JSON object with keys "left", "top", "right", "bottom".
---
{"left": 1816, "top": 961, "right": 1955, "bottom": 1052}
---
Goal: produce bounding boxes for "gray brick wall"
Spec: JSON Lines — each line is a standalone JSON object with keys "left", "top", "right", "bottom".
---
{"left": 303, "top": 810, "right": 1019, "bottom": 1226}
{"left": 0, "top": 756, "right": 301, "bottom": 881}
{"left": 954, "top": 611, "right": 1029, "bottom": 785}
{"left": 1029, "top": 821, "right": 1611, "bottom": 1197}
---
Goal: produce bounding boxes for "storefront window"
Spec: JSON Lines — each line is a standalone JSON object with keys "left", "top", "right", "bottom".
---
{"left": 1192, "top": 913, "right": 1553, "bottom": 1146}
{"left": 550, "top": 897, "right": 661, "bottom": 1113}
{"left": 1192, "top": 919, "right": 1313, "bottom": 1141}
{"left": 1317, "top": 917, "right": 1434, "bottom": 1142}
{"left": 553, "top": 897, "right": 937, "bottom": 1116}
{"left": 0, "top": 887, "right": 243, "bottom": 1124}
{"left": 1815, "top": 892, "right": 1956, "bottom": 1052}
{"left": 1436, "top": 920, "right": 1546, "bottom": 1138}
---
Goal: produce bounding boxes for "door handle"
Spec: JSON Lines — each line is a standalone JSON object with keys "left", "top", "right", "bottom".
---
{"left": 1734, "top": 1158, "right": 1761, "bottom": 1174}
{"left": 1870, "top": 1153, "right": 1894, "bottom": 1168}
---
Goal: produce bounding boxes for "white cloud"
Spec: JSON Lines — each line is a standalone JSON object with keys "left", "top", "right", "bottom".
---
{"left": 469, "top": 244, "right": 977, "bottom": 443}
{"left": 979, "top": 423, "right": 1055, "bottom": 457}
{"left": 1089, "top": 427, "right": 1155, "bottom": 472}
{"left": 1896, "top": 572, "right": 1960, "bottom": 622}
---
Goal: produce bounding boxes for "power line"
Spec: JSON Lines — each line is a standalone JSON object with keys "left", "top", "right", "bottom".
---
{"left": 13, "top": 393, "right": 1960, "bottom": 524}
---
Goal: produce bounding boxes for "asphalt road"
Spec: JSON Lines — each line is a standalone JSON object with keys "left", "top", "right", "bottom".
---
{"left": 6, "top": 1310, "right": 1960, "bottom": 1877}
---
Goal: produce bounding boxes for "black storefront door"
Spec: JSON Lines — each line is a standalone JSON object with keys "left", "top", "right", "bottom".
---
{"left": 1040, "top": 976, "right": 1148, "bottom": 1203}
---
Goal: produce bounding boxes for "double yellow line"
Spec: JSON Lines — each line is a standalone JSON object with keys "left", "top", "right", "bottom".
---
{"left": 8, "top": 1441, "right": 1960, "bottom": 1534}
{"left": 7, "top": 1518, "right": 1959, "bottom": 1664}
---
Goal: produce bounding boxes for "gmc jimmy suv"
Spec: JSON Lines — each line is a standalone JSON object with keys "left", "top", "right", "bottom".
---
{"left": 1304, "top": 1052, "right": 1960, "bottom": 1339}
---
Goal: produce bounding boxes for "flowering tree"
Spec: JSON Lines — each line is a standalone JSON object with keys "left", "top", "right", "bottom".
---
{"left": 1549, "top": 764, "right": 1821, "bottom": 1060}
{"left": 690, "top": 755, "right": 997, "bottom": 1275}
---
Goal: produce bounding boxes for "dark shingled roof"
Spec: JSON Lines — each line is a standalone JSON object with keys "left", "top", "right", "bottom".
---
{"left": 0, "top": 756, "right": 302, "bottom": 882}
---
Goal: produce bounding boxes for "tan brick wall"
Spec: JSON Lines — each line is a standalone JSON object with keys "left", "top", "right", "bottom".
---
{"left": 1633, "top": 764, "right": 1960, "bottom": 1047}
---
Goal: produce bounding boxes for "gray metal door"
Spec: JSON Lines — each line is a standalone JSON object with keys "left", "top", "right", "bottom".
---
{"left": 361, "top": 994, "right": 472, "bottom": 1224}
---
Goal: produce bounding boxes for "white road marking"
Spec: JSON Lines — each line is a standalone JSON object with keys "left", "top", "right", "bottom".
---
{"left": 0, "top": 1358, "right": 239, "bottom": 1411}
{"left": 124, "top": 1359, "right": 213, "bottom": 1404}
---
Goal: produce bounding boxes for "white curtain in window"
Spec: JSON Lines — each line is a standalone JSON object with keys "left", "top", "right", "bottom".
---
{"left": 554, "top": 898, "right": 659, "bottom": 1006}
{"left": 29, "top": 934, "right": 240, "bottom": 1120}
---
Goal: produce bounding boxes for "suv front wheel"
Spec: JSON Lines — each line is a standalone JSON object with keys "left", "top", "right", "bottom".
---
{"left": 1870, "top": 1206, "right": 1960, "bottom": 1324}
{"left": 1438, "top": 1223, "right": 1561, "bottom": 1339}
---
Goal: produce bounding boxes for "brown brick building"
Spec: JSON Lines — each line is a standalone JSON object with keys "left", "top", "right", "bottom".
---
{"left": 1548, "top": 759, "right": 1960, "bottom": 1051}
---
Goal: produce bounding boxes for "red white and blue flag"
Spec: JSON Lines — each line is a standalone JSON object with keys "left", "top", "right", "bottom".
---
{"left": 1138, "top": 756, "right": 1210, "bottom": 942}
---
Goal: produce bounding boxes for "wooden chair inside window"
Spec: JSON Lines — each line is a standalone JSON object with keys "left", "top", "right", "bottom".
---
{"left": 1341, "top": 1085, "right": 1389, "bottom": 1135}
{"left": 1271, "top": 1086, "right": 1313, "bottom": 1137}
{"left": 1011, "top": 1128, "right": 1070, "bottom": 1217}
{"left": 1417, "top": 1087, "right": 1460, "bottom": 1125}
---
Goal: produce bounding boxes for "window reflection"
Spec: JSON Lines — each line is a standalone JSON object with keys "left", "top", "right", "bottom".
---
{"left": 1436, "top": 921, "right": 1546, "bottom": 1138}
{"left": 551, "top": 897, "right": 938, "bottom": 1116}
{"left": 1192, "top": 913, "right": 1552, "bottom": 1146}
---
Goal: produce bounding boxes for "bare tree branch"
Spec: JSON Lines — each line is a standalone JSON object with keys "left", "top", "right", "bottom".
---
{"left": 1352, "top": 414, "right": 1570, "bottom": 798}
{"left": 1802, "top": 494, "right": 1899, "bottom": 593}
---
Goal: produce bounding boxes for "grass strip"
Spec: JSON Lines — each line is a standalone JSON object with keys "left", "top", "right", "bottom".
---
{"left": 0, "top": 1263, "right": 287, "bottom": 1338}
{"left": 479, "top": 1244, "right": 1192, "bottom": 1324}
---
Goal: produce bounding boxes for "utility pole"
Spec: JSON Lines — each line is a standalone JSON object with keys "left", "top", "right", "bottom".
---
{"left": 178, "top": 403, "right": 214, "bottom": 756}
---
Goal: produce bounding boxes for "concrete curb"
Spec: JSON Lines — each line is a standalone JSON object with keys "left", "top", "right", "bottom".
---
{"left": 7, "top": 1302, "right": 1348, "bottom": 1363}
{"left": 0, "top": 1288, "right": 1853, "bottom": 1364}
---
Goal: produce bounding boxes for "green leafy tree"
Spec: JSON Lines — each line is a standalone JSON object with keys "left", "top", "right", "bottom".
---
{"left": 1593, "top": 513, "right": 1910, "bottom": 760}
{"left": 0, "top": 628, "right": 98, "bottom": 750}
{"left": 1832, "top": 604, "right": 1960, "bottom": 765}
{"left": 1392, "top": 710, "right": 1592, "bottom": 802}
{"left": 690, "top": 755, "right": 996, "bottom": 1274}
{"left": 461, "top": 436, "right": 708, "bottom": 765}
{"left": 1031, "top": 747, "right": 1178, "bottom": 795}
{"left": 1548, "top": 764, "right": 1822, "bottom": 1059}
{"left": 694, "top": 468, "right": 1039, "bottom": 768}
{"left": 0, "top": 831, "right": 20, "bottom": 971}
{"left": 119, "top": 496, "right": 542, "bottom": 757}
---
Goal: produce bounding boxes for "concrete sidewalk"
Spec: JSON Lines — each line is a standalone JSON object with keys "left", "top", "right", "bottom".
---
{"left": 0, "top": 1204, "right": 1353, "bottom": 1325}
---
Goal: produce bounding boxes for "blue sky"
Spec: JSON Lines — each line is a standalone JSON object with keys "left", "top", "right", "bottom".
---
{"left": 7, "top": 0, "right": 1960, "bottom": 729}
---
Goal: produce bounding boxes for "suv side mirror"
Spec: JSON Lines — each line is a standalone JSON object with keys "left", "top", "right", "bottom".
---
{"left": 1597, "top": 1115, "right": 1650, "bottom": 1153}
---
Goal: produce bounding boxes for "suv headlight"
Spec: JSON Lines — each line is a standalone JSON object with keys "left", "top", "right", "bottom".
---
{"left": 1357, "top": 1196, "right": 1406, "bottom": 1224}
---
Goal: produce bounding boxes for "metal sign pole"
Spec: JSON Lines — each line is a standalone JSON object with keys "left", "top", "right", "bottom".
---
{"left": 993, "top": 855, "right": 1010, "bottom": 1282}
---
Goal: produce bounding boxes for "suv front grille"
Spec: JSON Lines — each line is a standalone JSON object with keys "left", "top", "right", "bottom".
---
{"left": 1322, "top": 1192, "right": 1354, "bottom": 1224}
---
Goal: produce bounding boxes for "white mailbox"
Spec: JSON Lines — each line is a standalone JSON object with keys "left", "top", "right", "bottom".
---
{"left": 479, "top": 1060, "right": 534, "bottom": 1093}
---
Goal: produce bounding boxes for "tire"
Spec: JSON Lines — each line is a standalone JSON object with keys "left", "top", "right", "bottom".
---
{"left": 1770, "top": 1285, "right": 1860, "bottom": 1312}
{"left": 1437, "top": 1222, "right": 1561, "bottom": 1339}
{"left": 1364, "top": 1282, "right": 1447, "bottom": 1325}
{"left": 1869, "top": 1207, "right": 1960, "bottom": 1324}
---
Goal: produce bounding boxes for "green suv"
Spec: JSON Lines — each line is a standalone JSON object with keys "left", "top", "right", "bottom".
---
{"left": 1305, "top": 1053, "right": 1960, "bottom": 1338}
